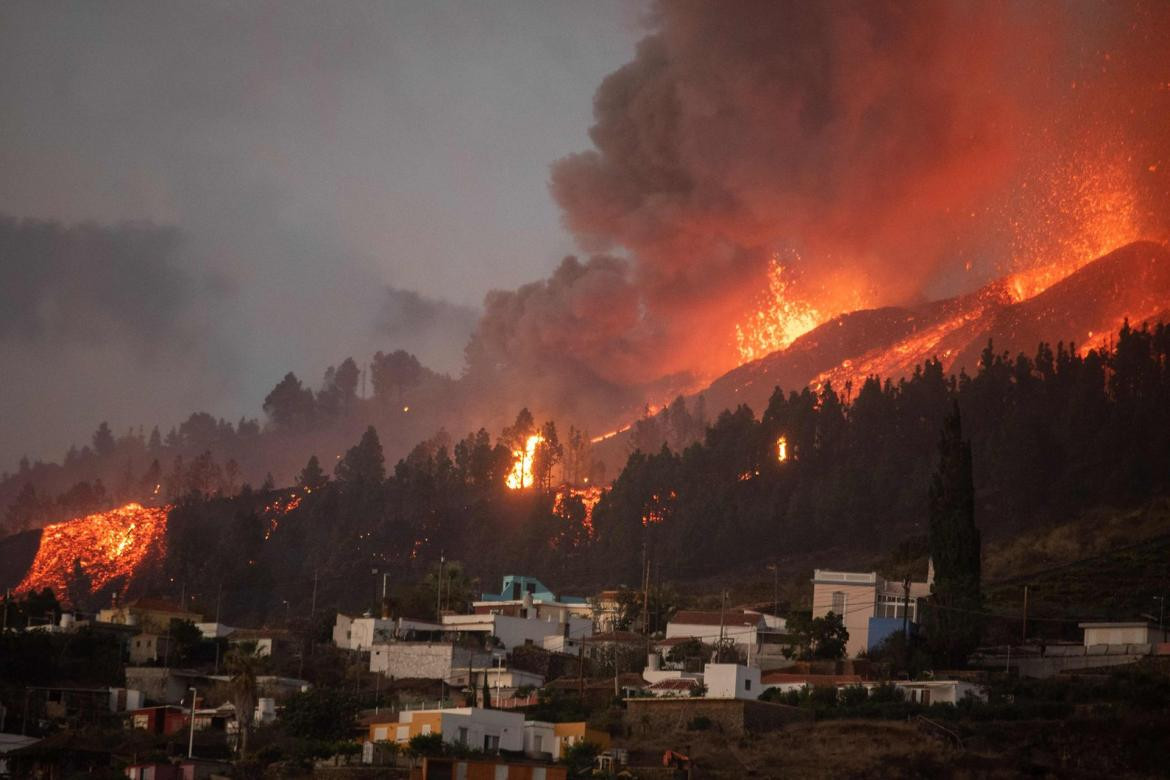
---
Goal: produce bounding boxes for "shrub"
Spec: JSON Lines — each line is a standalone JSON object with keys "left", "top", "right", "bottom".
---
{"left": 686, "top": 715, "right": 714, "bottom": 731}
{"left": 809, "top": 685, "right": 840, "bottom": 709}
{"left": 840, "top": 685, "right": 869, "bottom": 706}
{"left": 408, "top": 732, "right": 446, "bottom": 757}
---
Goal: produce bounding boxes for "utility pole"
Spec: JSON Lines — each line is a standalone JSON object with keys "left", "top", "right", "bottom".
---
{"left": 718, "top": 589, "right": 727, "bottom": 659}
{"left": 901, "top": 575, "right": 912, "bottom": 670}
{"left": 214, "top": 583, "right": 223, "bottom": 675}
{"left": 1021, "top": 585, "right": 1029, "bottom": 643}
{"left": 645, "top": 549, "right": 655, "bottom": 636}
{"left": 437, "top": 553, "right": 445, "bottom": 619}
{"left": 767, "top": 563, "right": 779, "bottom": 621}
{"left": 577, "top": 640, "right": 584, "bottom": 702}
{"left": 311, "top": 570, "right": 318, "bottom": 618}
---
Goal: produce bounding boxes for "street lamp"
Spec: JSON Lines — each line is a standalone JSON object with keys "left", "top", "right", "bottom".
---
{"left": 187, "top": 686, "right": 197, "bottom": 758}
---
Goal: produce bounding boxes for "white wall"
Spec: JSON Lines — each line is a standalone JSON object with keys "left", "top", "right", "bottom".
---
{"left": 402, "top": 708, "right": 524, "bottom": 752}
{"left": 1082, "top": 624, "right": 1166, "bottom": 647}
{"left": 703, "top": 663, "right": 760, "bottom": 700}
{"left": 523, "top": 720, "right": 556, "bottom": 757}
{"left": 665, "top": 622, "right": 760, "bottom": 655}
{"left": 442, "top": 613, "right": 590, "bottom": 651}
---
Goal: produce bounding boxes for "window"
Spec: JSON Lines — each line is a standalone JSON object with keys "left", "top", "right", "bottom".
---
{"left": 831, "top": 591, "right": 846, "bottom": 616}
{"left": 745, "top": 679, "right": 752, "bottom": 691}
{"left": 484, "top": 734, "right": 500, "bottom": 752}
{"left": 534, "top": 735, "right": 543, "bottom": 752}
{"left": 457, "top": 727, "right": 468, "bottom": 745}
{"left": 421, "top": 724, "right": 431, "bottom": 735}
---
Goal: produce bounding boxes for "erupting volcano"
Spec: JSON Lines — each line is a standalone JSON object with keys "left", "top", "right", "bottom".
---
{"left": 700, "top": 241, "right": 1170, "bottom": 419}
{"left": 15, "top": 502, "right": 169, "bottom": 604}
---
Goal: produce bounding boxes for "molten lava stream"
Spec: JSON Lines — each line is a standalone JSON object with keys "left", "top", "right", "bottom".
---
{"left": 16, "top": 502, "right": 169, "bottom": 602}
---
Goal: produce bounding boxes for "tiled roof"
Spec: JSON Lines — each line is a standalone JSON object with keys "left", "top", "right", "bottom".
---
{"left": 761, "top": 672, "right": 863, "bottom": 686}
{"left": 582, "top": 631, "right": 645, "bottom": 644}
{"left": 670, "top": 610, "right": 761, "bottom": 627}
{"left": 648, "top": 678, "right": 701, "bottom": 690}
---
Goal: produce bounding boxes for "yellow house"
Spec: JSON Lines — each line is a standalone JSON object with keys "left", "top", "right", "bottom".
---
{"left": 522, "top": 721, "right": 610, "bottom": 759}
{"left": 98, "top": 597, "right": 203, "bottom": 635}
{"left": 372, "top": 708, "right": 525, "bottom": 753}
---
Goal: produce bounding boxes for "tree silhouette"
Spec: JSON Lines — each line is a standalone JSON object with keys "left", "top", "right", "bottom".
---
{"left": 925, "top": 401, "right": 982, "bottom": 666}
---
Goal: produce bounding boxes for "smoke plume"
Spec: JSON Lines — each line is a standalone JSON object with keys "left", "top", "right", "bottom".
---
{"left": 472, "top": 0, "right": 1170, "bottom": 422}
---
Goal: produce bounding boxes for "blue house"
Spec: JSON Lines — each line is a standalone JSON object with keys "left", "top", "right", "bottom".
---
{"left": 479, "top": 575, "right": 587, "bottom": 605}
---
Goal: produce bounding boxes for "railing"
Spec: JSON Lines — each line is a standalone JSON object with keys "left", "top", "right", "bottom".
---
{"left": 914, "top": 714, "right": 963, "bottom": 748}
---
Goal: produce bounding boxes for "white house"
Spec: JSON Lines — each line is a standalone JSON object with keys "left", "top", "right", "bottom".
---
{"left": 760, "top": 672, "right": 864, "bottom": 694}
{"left": 894, "top": 680, "right": 986, "bottom": 705}
{"left": 195, "top": 622, "right": 237, "bottom": 640}
{"left": 664, "top": 610, "right": 767, "bottom": 657}
{"left": 392, "top": 707, "right": 524, "bottom": 753}
{"left": 703, "top": 663, "right": 761, "bottom": 700}
{"left": 1080, "top": 622, "right": 1170, "bottom": 648}
{"left": 228, "top": 629, "right": 293, "bottom": 658}
{"left": 811, "top": 567, "right": 932, "bottom": 658}
{"left": 447, "top": 666, "right": 544, "bottom": 700}
{"left": 334, "top": 613, "right": 443, "bottom": 652}
{"left": 441, "top": 612, "right": 591, "bottom": 653}
{"left": 522, "top": 721, "right": 609, "bottom": 759}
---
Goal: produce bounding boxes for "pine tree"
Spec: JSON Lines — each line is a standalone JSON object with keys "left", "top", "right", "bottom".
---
{"left": 925, "top": 401, "right": 982, "bottom": 666}
{"left": 297, "top": 455, "right": 328, "bottom": 491}
{"left": 335, "top": 426, "right": 386, "bottom": 489}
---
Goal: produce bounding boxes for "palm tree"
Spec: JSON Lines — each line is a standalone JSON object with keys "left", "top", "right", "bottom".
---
{"left": 226, "top": 640, "right": 261, "bottom": 755}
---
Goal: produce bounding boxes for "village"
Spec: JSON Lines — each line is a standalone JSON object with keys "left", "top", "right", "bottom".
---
{"left": 3, "top": 561, "right": 1168, "bottom": 779}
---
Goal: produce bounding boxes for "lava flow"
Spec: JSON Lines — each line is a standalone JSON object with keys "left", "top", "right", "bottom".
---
{"left": 16, "top": 502, "right": 169, "bottom": 602}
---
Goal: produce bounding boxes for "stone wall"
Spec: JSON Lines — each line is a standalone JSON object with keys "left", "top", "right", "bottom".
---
{"left": 371, "top": 642, "right": 479, "bottom": 680}
{"left": 625, "top": 698, "right": 810, "bottom": 737}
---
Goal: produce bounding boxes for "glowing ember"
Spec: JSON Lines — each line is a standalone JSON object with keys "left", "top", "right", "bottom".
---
{"left": 16, "top": 502, "right": 169, "bottom": 602}
{"left": 553, "top": 485, "right": 604, "bottom": 537}
{"left": 642, "top": 490, "right": 676, "bottom": 527}
{"left": 776, "top": 435, "right": 788, "bottom": 463}
{"left": 505, "top": 434, "right": 543, "bottom": 490}
{"left": 1005, "top": 155, "right": 1142, "bottom": 302}
{"left": 261, "top": 493, "right": 303, "bottom": 540}
{"left": 735, "top": 254, "right": 824, "bottom": 363}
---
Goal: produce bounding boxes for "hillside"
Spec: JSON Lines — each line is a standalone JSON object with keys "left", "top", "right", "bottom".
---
{"left": 700, "top": 241, "right": 1170, "bottom": 426}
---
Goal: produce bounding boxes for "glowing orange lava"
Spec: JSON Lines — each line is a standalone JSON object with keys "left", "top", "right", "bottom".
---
{"left": 776, "top": 435, "right": 788, "bottom": 463}
{"left": 505, "top": 434, "right": 543, "bottom": 490}
{"left": 16, "top": 502, "right": 169, "bottom": 602}
{"left": 735, "top": 254, "right": 824, "bottom": 363}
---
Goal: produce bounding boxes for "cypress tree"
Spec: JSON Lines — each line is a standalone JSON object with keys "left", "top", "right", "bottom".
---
{"left": 925, "top": 401, "right": 982, "bottom": 666}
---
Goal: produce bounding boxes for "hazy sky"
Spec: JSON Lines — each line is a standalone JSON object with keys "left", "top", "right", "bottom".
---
{"left": 0, "top": 1, "right": 645, "bottom": 469}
